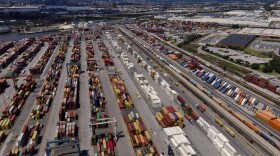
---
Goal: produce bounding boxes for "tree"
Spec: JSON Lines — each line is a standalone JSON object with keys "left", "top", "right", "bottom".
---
{"left": 263, "top": 65, "right": 273, "bottom": 73}
{"left": 275, "top": 66, "right": 280, "bottom": 73}
{"left": 251, "top": 63, "right": 260, "bottom": 70}
{"left": 235, "top": 59, "right": 243, "bottom": 64}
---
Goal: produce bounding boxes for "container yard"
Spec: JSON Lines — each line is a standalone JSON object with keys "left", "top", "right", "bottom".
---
{"left": 1, "top": 21, "right": 280, "bottom": 156}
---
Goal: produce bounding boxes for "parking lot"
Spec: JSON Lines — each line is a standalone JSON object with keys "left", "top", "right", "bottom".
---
{"left": 206, "top": 46, "right": 272, "bottom": 64}
{"left": 250, "top": 39, "right": 280, "bottom": 56}
{"left": 198, "top": 34, "right": 227, "bottom": 45}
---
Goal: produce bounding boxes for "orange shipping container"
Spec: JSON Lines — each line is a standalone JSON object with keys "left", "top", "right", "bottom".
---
{"left": 255, "top": 111, "right": 277, "bottom": 123}
{"left": 232, "top": 112, "right": 245, "bottom": 123}
{"left": 244, "top": 121, "right": 259, "bottom": 133}
{"left": 268, "top": 119, "right": 280, "bottom": 132}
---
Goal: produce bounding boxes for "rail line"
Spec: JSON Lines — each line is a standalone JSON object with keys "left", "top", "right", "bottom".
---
{"left": 119, "top": 26, "right": 280, "bottom": 156}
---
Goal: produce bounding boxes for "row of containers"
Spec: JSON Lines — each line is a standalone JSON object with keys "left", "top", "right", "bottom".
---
{"left": 163, "top": 126, "right": 197, "bottom": 156}
{"left": 5, "top": 39, "right": 44, "bottom": 78}
{"left": 6, "top": 36, "right": 71, "bottom": 156}
{"left": 29, "top": 36, "right": 60, "bottom": 75}
{"left": 118, "top": 49, "right": 162, "bottom": 108}
{"left": 155, "top": 106, "right": 184, "bottom": 128}
{"left": 86, "top": 37, "right": 117, "bottom": 156}
{"left": 109, "top": 76, "right": 159, "bottom": 155}
{"left": 245, "top": 74, "right": 280, "bottom": 96}
{"left": 0, "top": 38, "right": 33, "bottom": 70}
{"left": 89, "top": 75, "right": 116, "bottom": 156}
{"left": 86, "top": 41, "right": 98, "bottom": 72}
{"left": 191, "top": 69, "right": 280, "bottom": 132}
{"left": 6, "top": 122, "right": 43, "bottom": 156}
{"left": 131, "top": 48, "right": 179, "bottom": 105}
{"left": 30, "top": 40, "right": 69, "bottom": 120}
{"left": 98, "top": 41, "right": 114, "bottom": 67}
{"left": 56, "top": 41, "right": 80, "bottom": 140}
{"left": 192, "top": 69, "right": 261, "bottom": 114}
{"left": 0, "top": 75, "right": 36, "bottom": 141}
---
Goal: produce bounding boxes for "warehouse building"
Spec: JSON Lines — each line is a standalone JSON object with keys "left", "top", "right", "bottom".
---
{"left": 217, "top": 34, "right": 256, "bottom": 49}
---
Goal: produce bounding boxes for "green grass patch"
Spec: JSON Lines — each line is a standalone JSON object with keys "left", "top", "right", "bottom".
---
{"left": 196, "top": 53, "right": 252, "bottom": 75}
{"left": 257, "top": 64, "right": 279, "bottom": 75}
{"left": 244, "top": 47, "right": 272, "bottom": 58}
{"left": 182, "top": 44, "right": 200, "bottom": 53}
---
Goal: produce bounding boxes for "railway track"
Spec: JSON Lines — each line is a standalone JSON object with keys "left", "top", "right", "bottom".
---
{"left": 126, "top": 26, "right": 280, "bottom": 142}
{"left": 119, "top": 26, "right": 280, "bottom": 156}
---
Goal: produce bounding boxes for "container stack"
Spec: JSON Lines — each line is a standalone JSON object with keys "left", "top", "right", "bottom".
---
{"left": 92, "top": 133, "right": 116, "bottom": 156}
{"left": 29, "top": 39, "right": 58, "bottom": 74}
{"left": 54, "top": 41, "right": 69, "bottom": 63}
{"left": 16, "top": 122, "right": 43, "bottom": 148}
{"left": 256, "top": 111, "right": 280, "bottom": 132}
{"left": 1, "top": 75, "right": 36, "bottom": 127}
{"left": 86, "top": 42, "right": 95, "bottom": 59}
{"left": 55, "top": 121, "right": 76, "bottom": 139}
{"left": 155, "top": 106, "right": 184, "bottom": 128}
{"left": 30, "top": 64, "right": 63, "bottom": 120}
{"left": 123, "top": 112, "right": 151, "bottom": 147}
{"left": 56, "top": 64, "right": 79, "bottom": 139}
{"left": 89, "top": 75, "right": 109, "bottom": 129}
{"left": 110, "top": 76, "right": 133, "bottom": 109}
{"left": 163, "top": 126, "right": 196, "bottom": 156}
{"left": 71, "top": 41, "right": 81, "bottom": 63}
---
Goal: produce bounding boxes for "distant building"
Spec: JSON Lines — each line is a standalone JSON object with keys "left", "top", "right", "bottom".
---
{"left": 217, "top": 34, "right": 256, "bottom": 49}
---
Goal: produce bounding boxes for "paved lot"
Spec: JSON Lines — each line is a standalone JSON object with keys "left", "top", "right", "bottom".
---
{"left": 78, "top": 38, "right": 92, "bottom": 154}
{"left": 251, "top": 39, "right": 280, "bottom": 56}
{"left": 206, "top": 46, "right": 271, "bottom": 64}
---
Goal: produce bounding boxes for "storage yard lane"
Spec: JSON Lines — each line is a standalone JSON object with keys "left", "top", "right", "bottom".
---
{"left": 102, "top": 36, "right": 169, "bottom": 155}
{"left": 78, "top": 37, "right": 92, "bottom": 154}
{"left": 37, "top": 39, "right": 74, "bottom": 156}
{"left": 93, "top": 40, "right": 136, "bottom": 156}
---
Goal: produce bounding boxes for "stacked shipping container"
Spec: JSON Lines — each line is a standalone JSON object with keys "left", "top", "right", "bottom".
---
{"left": 155, "top": 106, "right": 184, "bottom": 128}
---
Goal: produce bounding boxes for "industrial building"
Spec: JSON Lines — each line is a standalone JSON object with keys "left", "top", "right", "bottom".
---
{"left": 217, "top": 34, "right": 256, "bottom": 49}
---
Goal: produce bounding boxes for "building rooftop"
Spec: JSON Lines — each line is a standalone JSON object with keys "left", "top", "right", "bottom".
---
{"left": 218, "top": 34, "right": 256, "bottom": 48}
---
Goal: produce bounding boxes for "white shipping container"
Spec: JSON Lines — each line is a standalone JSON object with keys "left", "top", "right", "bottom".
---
{"left": 224, "top": 143, "right": 238, "bottom": 156}
{"left": 178, "top": 146, "right": 190, "bottom": 156}
{"left": 216, "top": 133, "right": 229, "bottom": 147}
{"left": 221, "top": 148, "right": 231, "bottom": 156}
{"left": 181, "top": 144, "right": 196, "bottom": 155}
{"left": 213, "top": 138, "right": 223, "bottom": 152}
{"left": 170, "top": 138, "right": 179, "bottom": 148}
{"left": 172, "top": 134, "right": 190, "bottom": 145}
{"left": 234, "top": 95, "right": 240, "bottom": 101}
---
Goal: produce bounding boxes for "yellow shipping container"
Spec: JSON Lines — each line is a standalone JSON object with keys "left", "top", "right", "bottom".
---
{"left": 18, "top": 104, "right": 22, "bottom": 111}
{"left": 0, "top": 120, "right": 3, "bottom": 131}
{"left": 175, "top": 112, "right": 184, "bottom": 121}
{"left": 5, "top": 120, "right": 10, "bottom": 130}
{"left": 149, "top": 147, "right": 155, "bottom": 154}
{"left": 128, "top": 114, "right": 133, "bottom": 122}
{"left": 32, "top": 131, "right": 38, "bottom": 141}
{"left": 103, "top": 139, "right": 107, "bottom": 149}
{"left": 144, "top": 131, "right": 151, "bottom": 142}
{"left": 2, "top": 120, "right": 7, "bottom": 130}
{"left": 136, "top": 149, "right": 142, "bottom": 156}
{"left": 155, "top": 114, "right": 161, "bottom": 122}
{"left": 158, "top": 112, "right": 163, "bottom": 119}
{"left": 139, "top": 134, "right": 145, "bottom": 147}
{"left": 135, "top": 120, "right": 140, "bottom": 125}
